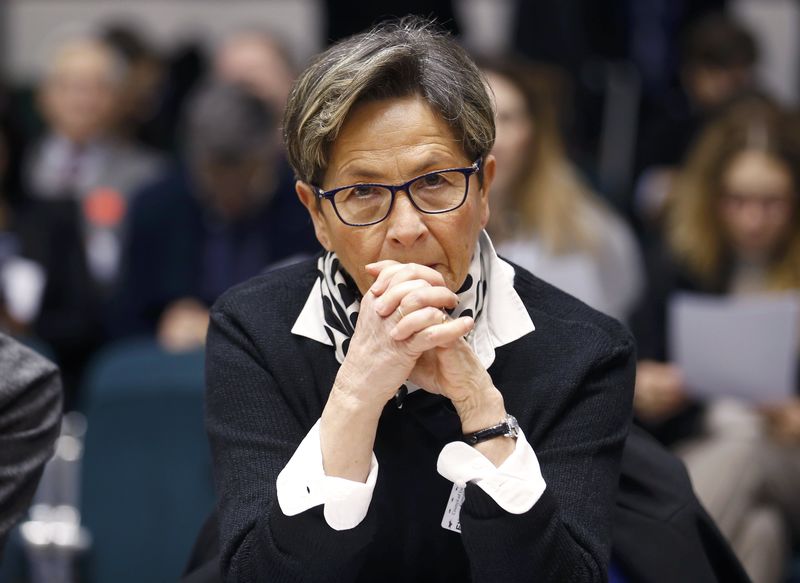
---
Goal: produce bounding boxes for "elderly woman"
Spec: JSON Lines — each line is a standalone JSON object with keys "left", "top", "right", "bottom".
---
{"left": 205, "top": 19, "right": 634, "bottom": 582}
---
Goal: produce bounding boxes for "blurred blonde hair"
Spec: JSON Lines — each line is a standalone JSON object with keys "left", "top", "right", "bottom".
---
{"left": 481, "top": 57, "right": 604, "bottom": 255}
{"left": 667, "top": 96, "right": 800, "bottom": 290}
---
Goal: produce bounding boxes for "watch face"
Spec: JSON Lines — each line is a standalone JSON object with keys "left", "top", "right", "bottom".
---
{"left": 505, "top": 414, "right": 520, "bottom": 437}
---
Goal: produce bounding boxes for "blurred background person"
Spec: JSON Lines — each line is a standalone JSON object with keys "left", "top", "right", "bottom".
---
{"left": 100, "top": 22, "right": 169, "bottom": 152}
{"left": 0, "top": 101, "right": 27, "bottom": 211}
{"left": 12, "top": 36, "right": 164, "bottom": 400}
{"left": 23, "top": 35, "right": 163, "bottom": 287}
{"left": 113, "top": 82, "right": 318, "bottom": 351}
{"left": 0, "top": 122, "right": 46, "bottom": 338}
{"left": 482, "top": 56, "right": 643, "bottom": 324}
{"left": 632, "top": 96, "right": 800, "bottom": 583}
{"left": 213, "top": 28, "right": 295, "bottom": 121}
{"left": 635, "top": 12, "right": 760, "bottom": 230}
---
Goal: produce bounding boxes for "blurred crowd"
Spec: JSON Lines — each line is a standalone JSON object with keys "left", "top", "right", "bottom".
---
{"left": 0, "top": 1, "right": 799, "bottom": 581}
{"left": 0, "top": 24, "right": 320, "bottom": 397}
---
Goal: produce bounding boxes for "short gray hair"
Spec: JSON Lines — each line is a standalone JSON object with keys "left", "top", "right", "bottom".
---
{"left": 283, "top": 17, "right": 495, "bottom": 184}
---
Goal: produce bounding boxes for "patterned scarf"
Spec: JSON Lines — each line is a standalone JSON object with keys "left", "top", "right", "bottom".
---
{"left": 317, "top": 241, "right": 487, "bottom": 404}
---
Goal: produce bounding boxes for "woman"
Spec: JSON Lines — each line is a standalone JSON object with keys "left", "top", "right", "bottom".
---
{"left": 205, "top": 19, "right": 634, "bottom": 582}
{"left": 482, "top": 57, "right": 643, "bottom": 323}
{"left": 632, "top": 96, "right": 800, "bottom": 583}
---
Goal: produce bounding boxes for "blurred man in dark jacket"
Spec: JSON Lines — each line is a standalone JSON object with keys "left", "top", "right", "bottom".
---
{"left": 113, "top": 82, "right": 318, "bottom": 350}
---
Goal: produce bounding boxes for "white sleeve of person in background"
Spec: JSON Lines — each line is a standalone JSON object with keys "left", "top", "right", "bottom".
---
{"left": 277, "top": 419, "right": 546, "bottom": 531}
{"left": 1, "top": 258, "right": 46, "bottom": 324}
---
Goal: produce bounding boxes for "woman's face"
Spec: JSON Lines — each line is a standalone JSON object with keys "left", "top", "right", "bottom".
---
{"left": 485, "top": 71, "right": 533, "bottom": 199}
{"left": 297, "top": 95, "right": 495, "bottom": 294}
{"left": 719, "top": 149, "right": 797, "bottom": 260}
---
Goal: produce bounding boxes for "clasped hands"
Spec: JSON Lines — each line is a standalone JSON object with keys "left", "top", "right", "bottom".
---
{"left": 334, "top": 260, "right": 501, "bottom": 426}
{"left": 324, "top": 261, "right": 514, "bottom": 478}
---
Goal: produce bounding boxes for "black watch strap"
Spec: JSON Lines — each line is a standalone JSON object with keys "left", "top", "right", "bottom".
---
{"left": 462, "top": 414, "right": 519, "bottom": 445}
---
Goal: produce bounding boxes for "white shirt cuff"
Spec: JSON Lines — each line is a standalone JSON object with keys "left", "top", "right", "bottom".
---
{"left": 276, "top": 419, "right": 378, "bottom": 531}
{"left": 436, "top": 430, "right": 545, "bottom": 514}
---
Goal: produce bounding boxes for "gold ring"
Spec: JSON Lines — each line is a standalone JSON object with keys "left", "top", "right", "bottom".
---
{"left": 396, "top": 306, "right": 405, "bottom": 319}
{"left": 441, "top": 310, "right": 448, "bottom": 324}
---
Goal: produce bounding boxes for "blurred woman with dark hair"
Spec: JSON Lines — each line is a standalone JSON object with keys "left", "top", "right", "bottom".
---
{"left": 482, "top": 57, "right": 644, "bottom": 324}
{"left": 633, "top": 95, "right": 800, "bottom": 583}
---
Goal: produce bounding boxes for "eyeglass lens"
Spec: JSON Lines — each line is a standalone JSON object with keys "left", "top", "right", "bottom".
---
{"left": 333, "top": 170, "right": 468, "bottom": 225}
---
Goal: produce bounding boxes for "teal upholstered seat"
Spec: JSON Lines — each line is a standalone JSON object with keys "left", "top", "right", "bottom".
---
{"left": 79, "top": 338, "right": 213, "bottom": 583}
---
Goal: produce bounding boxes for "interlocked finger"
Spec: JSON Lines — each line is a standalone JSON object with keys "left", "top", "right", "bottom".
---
{"left": 368, "top": 262, "right": 446, "bottom": 297}
{"left": 374, "top": 279, "right": 435, "bottom": 316}
{"left": 392, "top": 306, "right": 456, "bottom": 342}
{"left": 401, "top": 316, "right": 474, "bottom": 353}
{"left": 394, "top": 285, "right": 458, "bottom": 318}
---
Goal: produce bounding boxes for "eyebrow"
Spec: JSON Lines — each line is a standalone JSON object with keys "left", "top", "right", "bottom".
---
{"left": 337, "top": 155, "right": 462, "bottom": 185}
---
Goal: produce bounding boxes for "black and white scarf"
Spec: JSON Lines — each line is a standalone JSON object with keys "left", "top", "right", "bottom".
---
{"left": 317, "top": 241, "right": 488, "bottom": 371}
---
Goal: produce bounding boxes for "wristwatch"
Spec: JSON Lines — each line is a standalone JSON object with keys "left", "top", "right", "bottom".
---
{"left": 462, "top": 413, "right": 520, "bottom": 445}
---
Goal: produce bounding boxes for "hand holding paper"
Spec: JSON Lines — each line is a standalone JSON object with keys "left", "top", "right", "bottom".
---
{"left": 668, "top": 292, "right": 800, "bottom": 405}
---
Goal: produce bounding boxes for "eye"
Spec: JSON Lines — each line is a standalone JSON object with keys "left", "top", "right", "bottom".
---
{"left": 337, "top": 185, "right": 386, "bottom": 204}
{"left": 420, "top": 173, "right": 447, "bottom": 188}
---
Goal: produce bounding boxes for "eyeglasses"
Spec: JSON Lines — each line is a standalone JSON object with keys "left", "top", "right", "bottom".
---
{"left": 721, "top": 192, "right": 794, "bottom": 216}
{"left": 312, "top": 158, "right": 483, "bottom": 226}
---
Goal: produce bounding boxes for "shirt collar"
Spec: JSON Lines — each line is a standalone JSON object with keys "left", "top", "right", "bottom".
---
{"left": 291, "top": 230, "right": 535, "bottom": 363}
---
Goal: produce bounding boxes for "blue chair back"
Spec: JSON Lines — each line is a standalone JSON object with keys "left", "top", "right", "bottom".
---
{"left": 80, "top": 338, "right": 213, "bottom": 583}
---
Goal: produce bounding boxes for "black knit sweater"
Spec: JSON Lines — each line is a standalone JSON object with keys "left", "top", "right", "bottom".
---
{"left": 205, "top": 258, "right": 635, "bottom": 582}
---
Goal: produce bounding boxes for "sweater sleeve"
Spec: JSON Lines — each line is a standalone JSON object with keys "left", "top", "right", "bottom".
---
{"left": 458, "top": 330, "right": 636, "bottom": 582}
{"left": 0, "top": 334, "right": 62, "bottom": 556}
{"left": 205, "top": 303, "right": 378, "bottom": 583}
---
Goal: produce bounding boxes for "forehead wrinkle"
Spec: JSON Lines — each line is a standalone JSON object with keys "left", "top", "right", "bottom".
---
{"left": 330, "top": 140, "right": 464, "bottom": 186}
{"left": 325, "top": 95, "right": 466, "bottom": 185}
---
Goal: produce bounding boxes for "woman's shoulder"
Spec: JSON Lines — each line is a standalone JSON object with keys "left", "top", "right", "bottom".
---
{"left": 509, "top": 261, "right": 635, "bottom": 355}
{"left": 211, "top": 257, "right": 320, "bottom": 327}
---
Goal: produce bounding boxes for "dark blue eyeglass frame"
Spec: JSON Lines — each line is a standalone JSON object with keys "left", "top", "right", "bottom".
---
{"left": 311, "top": 158, "right": 483, "bottom": 227}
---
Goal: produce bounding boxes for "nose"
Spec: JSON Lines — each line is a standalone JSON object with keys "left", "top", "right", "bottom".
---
{"left": 739, "top": 202, "right": 771, "bottom": 233}
{"left": 385, "top": 190, "right": 428, "bottom": 248}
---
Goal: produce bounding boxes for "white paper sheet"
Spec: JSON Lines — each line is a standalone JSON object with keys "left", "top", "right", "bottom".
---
{"left": 668, "top": 292, "right": 800, "bottom": 405}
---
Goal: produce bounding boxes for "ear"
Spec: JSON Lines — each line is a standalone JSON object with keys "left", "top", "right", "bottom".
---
{"left": 296, "top": 180, "right": 333, "bottom": 251}
{"left": 478, "top": 155, "right": 496, "bottom": 228}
